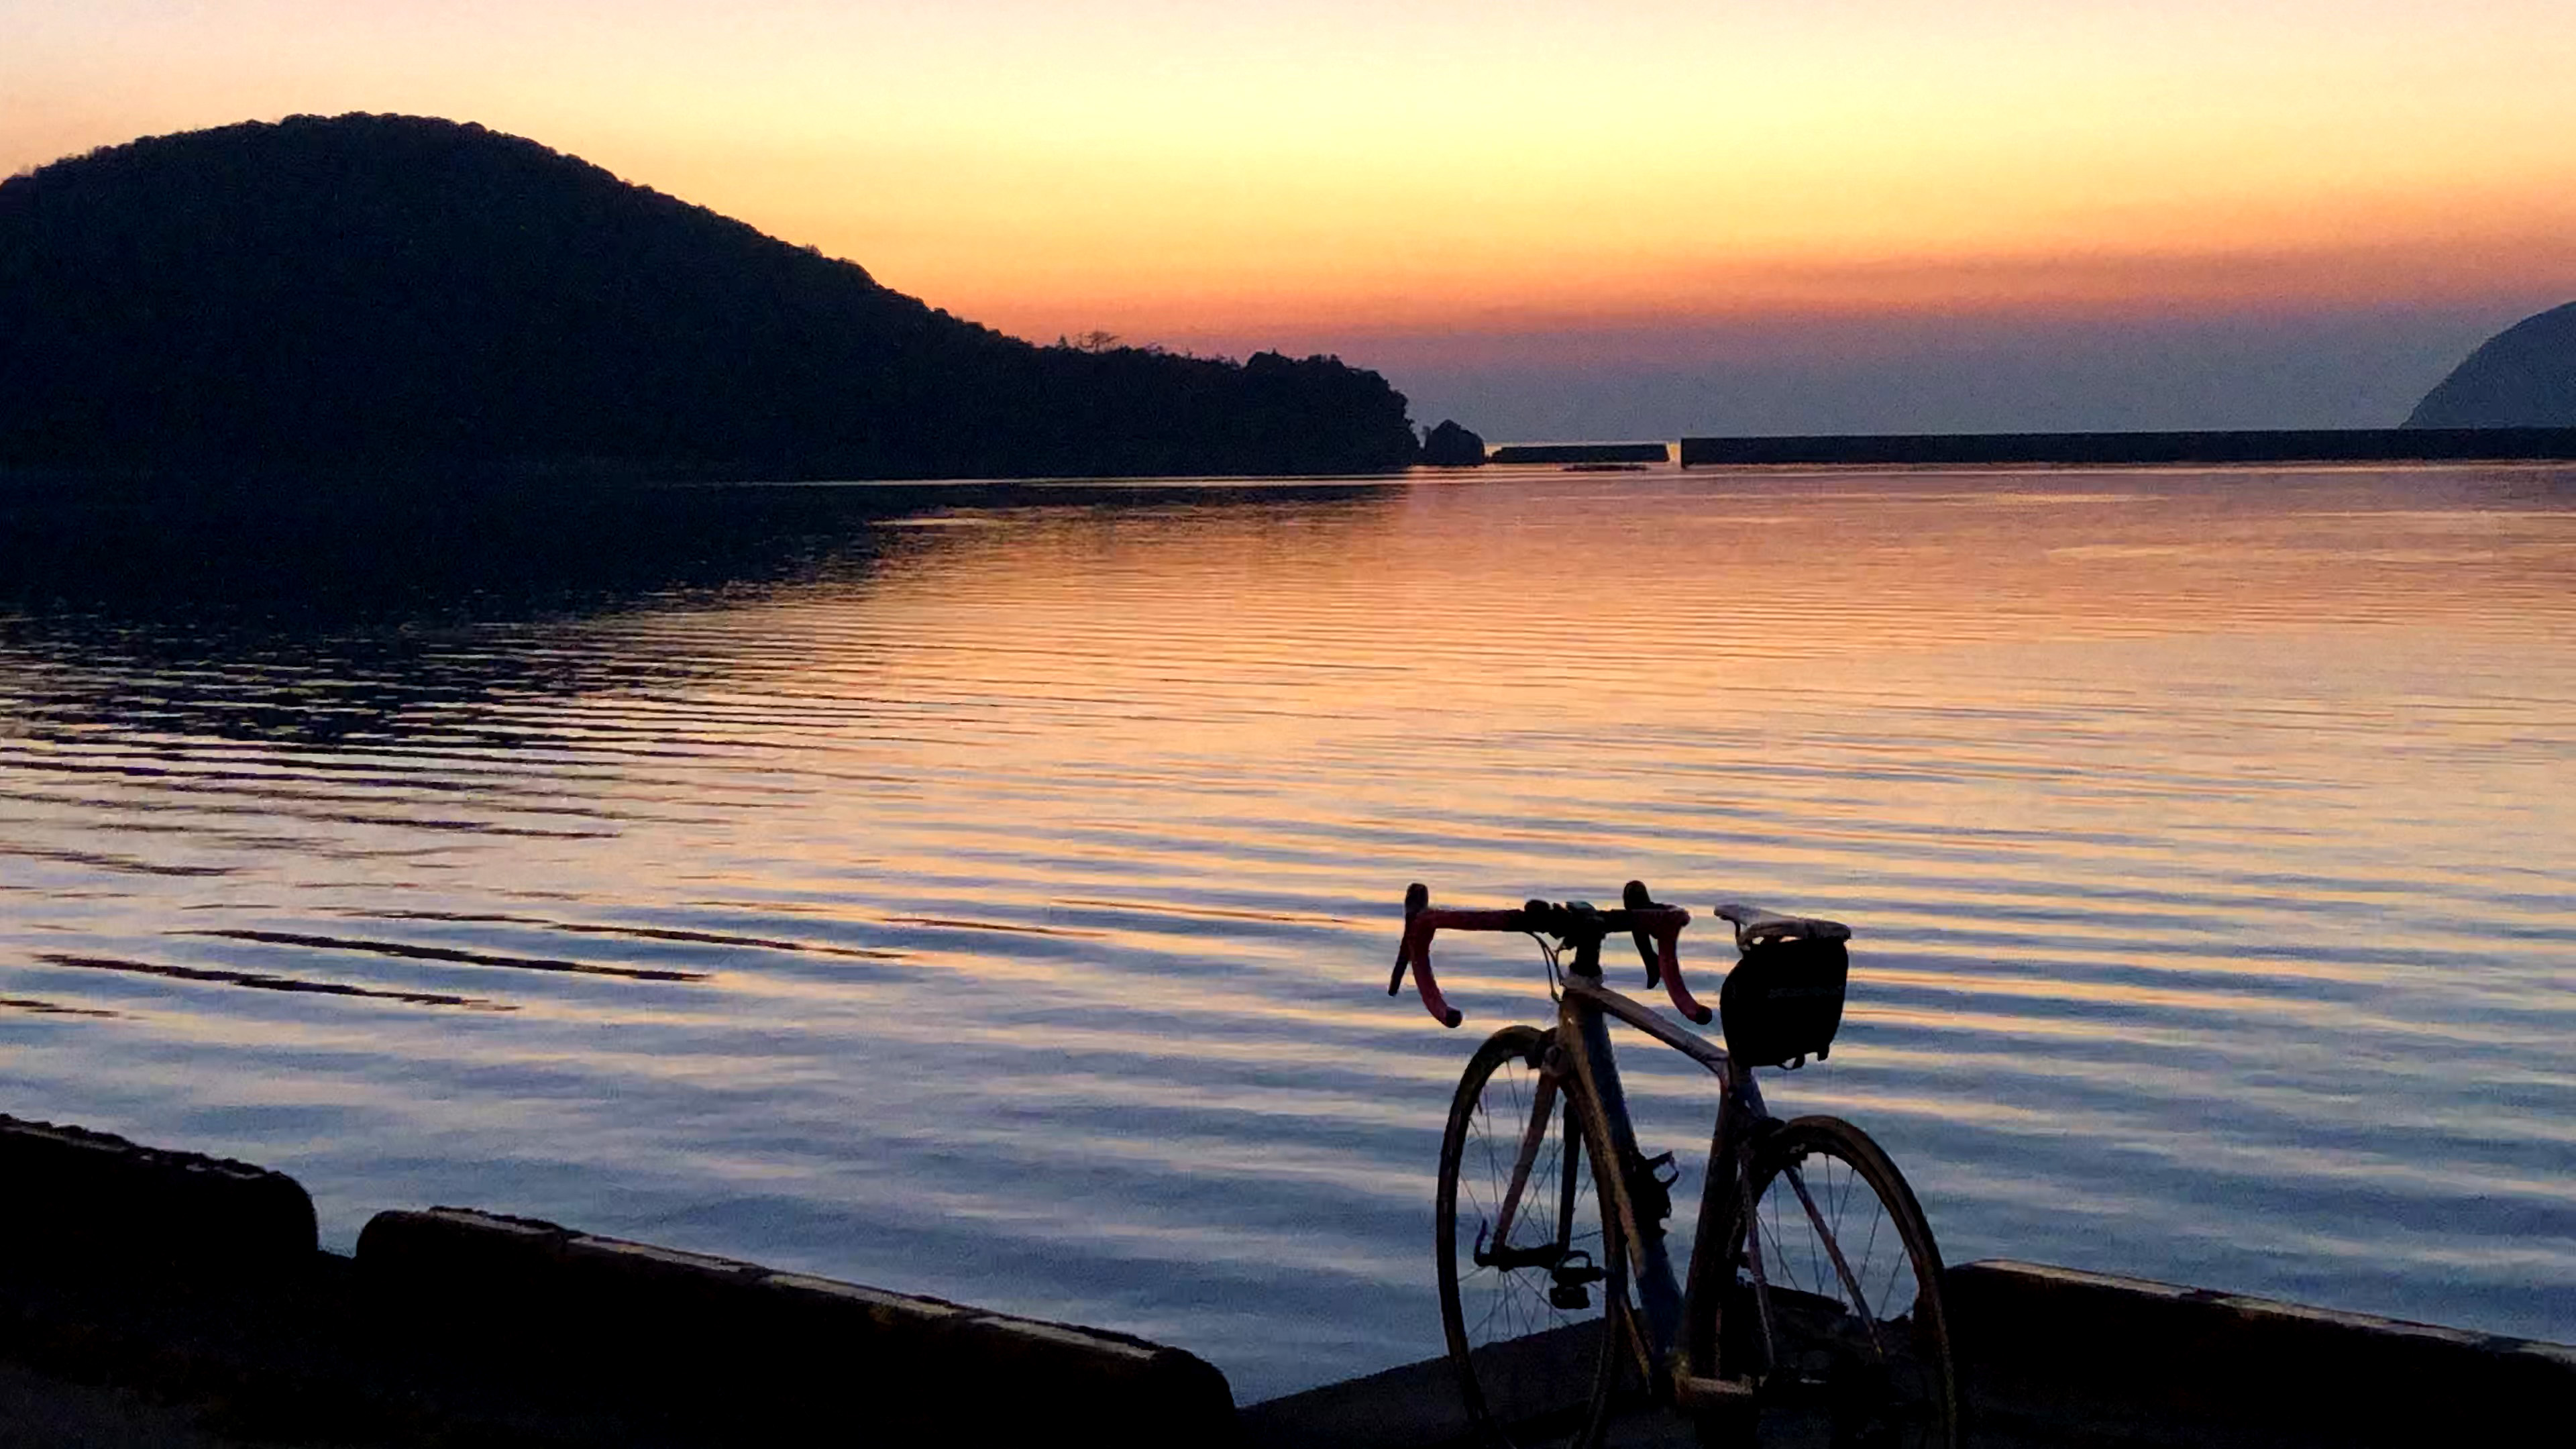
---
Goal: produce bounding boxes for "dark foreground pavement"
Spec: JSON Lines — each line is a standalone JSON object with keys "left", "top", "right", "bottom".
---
{"left": 0, "top": 1360, "right": 228, "bottom": 1449}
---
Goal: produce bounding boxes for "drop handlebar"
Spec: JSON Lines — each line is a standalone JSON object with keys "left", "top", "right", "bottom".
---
{"left": 1388, "top": 880, "right": 1708, "bottom": 1028}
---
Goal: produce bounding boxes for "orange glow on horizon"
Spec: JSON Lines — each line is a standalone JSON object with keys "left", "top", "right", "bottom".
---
{"left": 9, "top": 1, "right": 2576, "bottom": 345}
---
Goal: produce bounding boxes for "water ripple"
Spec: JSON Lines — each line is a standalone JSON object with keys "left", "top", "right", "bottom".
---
{"left": 1, "top": 465, "right": 2570, "bottom": 1398}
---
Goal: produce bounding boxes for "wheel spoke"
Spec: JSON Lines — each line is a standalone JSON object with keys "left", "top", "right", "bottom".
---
{"left": 1783, "top": 1161, "right": 1885, "bottom": 1359}
{"left": 1695, "top": 1116, "right": 1956, "bottom": 1449}
{"left": 1436, "top": 1028, "right": 1627, "bottom": 1449}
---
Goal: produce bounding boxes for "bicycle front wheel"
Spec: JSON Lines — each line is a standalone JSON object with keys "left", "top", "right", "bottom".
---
{"left": 1436, "top": 1025, "right": 1630, "bottom": 1449}
{"left": 1693, "top": 1116, "right": 1956, "bottom": 1449}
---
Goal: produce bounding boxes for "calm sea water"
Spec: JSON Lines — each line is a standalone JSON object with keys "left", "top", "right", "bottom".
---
{"left": 2, "top": 466, "right": 2570, "bottom": 1399}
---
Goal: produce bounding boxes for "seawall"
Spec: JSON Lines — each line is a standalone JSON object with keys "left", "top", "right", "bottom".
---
{"left": 1677, "top": 426, "right": 2576, "bottom": 468}
{"left": 1489, "top": 442, "right": 1674, "bottom": 464}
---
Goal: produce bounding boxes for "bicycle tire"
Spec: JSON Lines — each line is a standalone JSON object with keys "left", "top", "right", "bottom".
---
{"left": 1436, "top": 1025, "right": 1632, "bottom": 1449}
{"left": 1688, "top": 1116, "right": 1957, "bottom": 1449}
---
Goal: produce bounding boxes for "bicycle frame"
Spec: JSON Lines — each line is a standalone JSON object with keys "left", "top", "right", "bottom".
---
{"left": 1555, "top": 970, "right": 1770, "bottom": 1395}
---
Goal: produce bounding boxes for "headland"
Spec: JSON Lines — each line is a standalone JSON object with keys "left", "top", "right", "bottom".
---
{"left": 0, "top": 115, "right": 1421, "bottom": 482}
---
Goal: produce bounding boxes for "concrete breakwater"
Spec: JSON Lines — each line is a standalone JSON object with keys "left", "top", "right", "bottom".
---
{"left": 7, "top": 1112, "right": 2571, "bottom": 1446}
{"left": 1488, "top": 442, "right": 1674, "bottom": 464}
{"left": 1677, "top": 425, "right": 2576, "bottom": 468}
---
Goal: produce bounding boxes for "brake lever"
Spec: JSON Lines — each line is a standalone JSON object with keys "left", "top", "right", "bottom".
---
{"left": 1623, "top": 879, "right": 1662, "bottom": 987}
{"left": 1389, "top": 881, "right": 1428, "bottom": 996}
{"left": 1623, "top": 879, "right": 1711, "bottom": 1024}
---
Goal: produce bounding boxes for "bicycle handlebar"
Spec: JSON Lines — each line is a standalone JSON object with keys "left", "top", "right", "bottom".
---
{"left": 1389, "top": 881, "right": 1711, "bottom": 1028}
{"left": 1388, "top": 883, "right": 1462, "bottom": 1026}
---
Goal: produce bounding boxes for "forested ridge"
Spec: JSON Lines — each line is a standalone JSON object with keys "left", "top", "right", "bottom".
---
{"left": 0, "top": 114, "right": 1421, "bottom": 478}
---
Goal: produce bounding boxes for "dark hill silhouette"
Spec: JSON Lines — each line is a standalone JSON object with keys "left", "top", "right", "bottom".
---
{"left": 0, "top": 115, "right": 1420, "bottom": 478}
{"left": 2406, "top": 301, "right": 2576, "bottom": 428}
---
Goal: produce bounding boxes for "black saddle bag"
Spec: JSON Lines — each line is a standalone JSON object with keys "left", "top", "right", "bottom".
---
{"left": 1718, "top": 936, "right": 1849, "bottom": 1067}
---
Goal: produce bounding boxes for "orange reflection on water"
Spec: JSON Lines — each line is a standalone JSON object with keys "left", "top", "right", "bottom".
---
{"left": 7, "top": 464, "right": 2573, "bottom": 1387}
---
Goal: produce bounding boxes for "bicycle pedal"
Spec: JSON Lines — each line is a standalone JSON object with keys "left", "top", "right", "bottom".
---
{"left": 1672, "top": 1373, "right": 1756, "bottom": 1408}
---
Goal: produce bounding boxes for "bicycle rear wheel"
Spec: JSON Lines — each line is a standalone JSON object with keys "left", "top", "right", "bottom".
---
{"left": 1436, "top": 1025, "right": 1631, "bottom": 1449}
{"left": 1692, "top": 1116, "right": 1956, "bottom": 1449}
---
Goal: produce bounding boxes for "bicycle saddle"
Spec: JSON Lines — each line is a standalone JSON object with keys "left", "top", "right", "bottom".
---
{"left": 1712, "top": 903, "right": 1851, "bottom": 951}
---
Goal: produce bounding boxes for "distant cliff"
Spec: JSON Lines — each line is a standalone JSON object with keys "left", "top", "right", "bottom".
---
{"left": 0, "top": 115, "right": 1421, "bottom": 478}
{"left": 2406, "top": 301, "right": 2576, "bottom": 429}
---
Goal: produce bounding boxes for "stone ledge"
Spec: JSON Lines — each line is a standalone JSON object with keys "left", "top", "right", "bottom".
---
{"left": 1247, "top": 1261, "right": 2576, "bottom": 1448}
{"left": 0, "top": 1114, "right": 317, "bottom": 1272}
{"left": 356, "top": 1206, "right": 1238, "bottom": 1446}
{"left": 1947, "top": 1259, "right": 2576, "bottom": 1445}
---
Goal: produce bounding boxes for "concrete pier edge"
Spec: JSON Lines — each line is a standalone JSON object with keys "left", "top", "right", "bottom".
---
{"left": 356, "top": 1205, "right": 1237, "bottom": 1442}
{"left": 0, "top": 1112, "right": 317, "bottom": 1270}
{"left": 0, "top": 1114, "right": 1236, "bottom": 1445}
{"left": 8, "top": 1113, "right": 2570, "bottom": 1446}
{"left": 1945, "top": 1258, "right": 2576, "bottom": 1444}
{"left": 1245, "top": 1260, "right": 2576, "bottom": 1446}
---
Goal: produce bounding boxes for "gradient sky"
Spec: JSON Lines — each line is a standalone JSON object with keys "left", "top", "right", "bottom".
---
{"left": 10, "top": 1, "right": 2576, "bottom": 436}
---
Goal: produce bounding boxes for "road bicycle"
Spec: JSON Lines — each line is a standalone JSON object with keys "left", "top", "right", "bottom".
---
{"left": 1387, "top": 880, "right": 1956, "bottom": 1448}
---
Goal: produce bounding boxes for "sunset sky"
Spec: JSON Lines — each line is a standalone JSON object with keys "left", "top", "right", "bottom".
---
{"left": 10, "top": 1, "right": 2576, "bottom": 436}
